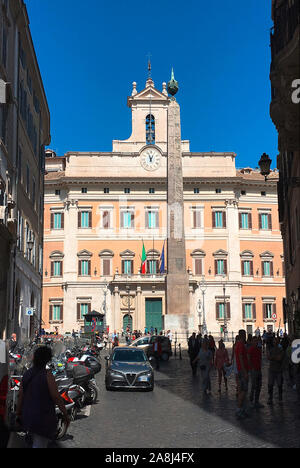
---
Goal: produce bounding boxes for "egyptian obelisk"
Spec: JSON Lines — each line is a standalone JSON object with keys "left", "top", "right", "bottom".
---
{"left": 165, "top": 70, "right": 193, "bottom": 334}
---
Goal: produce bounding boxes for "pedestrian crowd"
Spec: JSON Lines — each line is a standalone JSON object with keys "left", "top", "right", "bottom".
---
{"left": 188, "top": 329, "right": 300, "bottom": 420}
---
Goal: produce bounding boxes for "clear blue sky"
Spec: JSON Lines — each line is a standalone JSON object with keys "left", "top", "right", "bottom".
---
{"left": 26, "top": 0, "right": 277, "bottom": 169}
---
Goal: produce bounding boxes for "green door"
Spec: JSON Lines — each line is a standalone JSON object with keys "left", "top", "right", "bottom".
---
{"left": 145, "top": 298, "right": 163, "bottom": 333}
{"left": 123, "top": 314, "right": 133, "bottom": 332}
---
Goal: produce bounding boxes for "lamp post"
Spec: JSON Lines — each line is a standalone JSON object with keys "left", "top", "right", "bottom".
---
{"left": 199, "top": 277, "right": 207, "bottom": 336}
{"left": 197, "top": 299, "right": 202, "bottom": 334}
{"left": 102, "top": 281, "right": 108, "bottom": 330}
{"left": 258, "top": 153, "right": 272, "bottom": 181}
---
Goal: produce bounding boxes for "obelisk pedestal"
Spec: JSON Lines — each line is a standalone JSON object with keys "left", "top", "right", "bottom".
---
{"left": 164, "top": 94, "right": 194, "bottom": 337}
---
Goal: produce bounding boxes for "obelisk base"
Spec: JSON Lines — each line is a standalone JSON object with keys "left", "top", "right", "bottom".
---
{"left": 164, "top": 314, "right": 194, "bottom": 345}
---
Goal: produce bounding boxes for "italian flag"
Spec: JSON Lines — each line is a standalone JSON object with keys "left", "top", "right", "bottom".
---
{"left": 141, "top": 242, "right": 147, "bottom": 274}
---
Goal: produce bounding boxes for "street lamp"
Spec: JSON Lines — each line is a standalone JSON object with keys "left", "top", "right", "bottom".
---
{"left": 199, "top": 277, "right": 207, "bottom": 335}
{"left": 258, "top": 153, "right": 272, "bottom": 181}
{"left": 222, "top": 274, "right": 227, "bottom": 341}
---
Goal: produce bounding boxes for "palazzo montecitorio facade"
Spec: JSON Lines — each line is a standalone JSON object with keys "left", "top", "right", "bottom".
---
{"left": 42, "top": 76, "right": 285, "bottom": 339}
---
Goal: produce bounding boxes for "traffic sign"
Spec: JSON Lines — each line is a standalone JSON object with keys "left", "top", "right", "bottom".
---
{"left": 25, "top": 308, "right": 35, "bottom": 316}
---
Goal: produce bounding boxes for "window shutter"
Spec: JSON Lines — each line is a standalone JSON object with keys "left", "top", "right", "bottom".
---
{"left": 120, "top": 212, "right": 124, "bottom": 228}
{"left": 242, "top": 303, "right": 246, "bottom": 320}
{"left": 88, "top": 260, "right": 91, "bottom": 276}
{"left": 103, "top": 259, "right": 110, "bottom": 276}
{"left": 252, "top": 303, "right": 256, "bottom": 320}
{"left": 216, "top": 303, "right": 219, "bottom": 320}
{"left": 268, "top": 214, "right": 272, "bottom": 231}
{"left": 49, "top": 305, "right": 53, "bottom": 321}
{"left": 214, "top": 259, "right": 218, "bottom": 276}
{"left": 61, "top": 213, "right": 64, "bottom": 229}
{"left": 263, "top": 303, "right": 267, "bottom": 319}
{"left": 60, "top": 305, "right": 63, "bottom": 322}
{"left": 121, "top": 260, "right": 124, "bottom": 274}
{"left": 131, "top": 260, "right": 134, "bottom": 274}
{"left": 60, "top": 261, "right": 63, "bottom": 276}
{"left": 78, "top": 260, "right": 81, "bottom": 275}
{"left": 261, "top": 261, "right": 264, "bottom": 276}
{"left": 223, "top": 212, "right": 226, "bottom": 228}
{"left": 51, "top": 261, "right": 54, "bottom": 277}
{"left": 155, "top": 211, "right": 159, "bottom": 228}
{"left": 273, "top": 303, "right": 276, "bottom": 317}
{"left": 89, "top": 211, "right": 92, "bottom": 228}
{"left": 224, "top": 259, "right": 228, "bottom": 274}
{"left": 239, "top": 213, "right": 242, "bottom": 229}
{"left": 78, "top": 212, "right": 81, "bottom": 228}
{"left": 270, "top": 261, "right": 274, "bottom": 277}
{"left": 226, "top": 302, "right": 231, "bottom": 320}
{"left": 241, "top": 261, "right": 244, "bottom": 275}
{"left": 103, "top": 211, "right": 109, "bottom": 229}
{"left": 88, "top": 303, "right": 91, "bottom": 314}
{"left": 259, "top": 214, "right": 262, "bottom": 230}
{"left": 249, "top": 213, "right": 252, "bottom": 229}
{"left": 250, "top": 261, "right": 253, "bottom": 276}
{"left": 195, "top": 259, "right": 202, "bottom": 275}
{"left": 131, "top": 212, "right": 134, "bottom": 228}
{"left": 50, "top": 213, "right": 54, "bottom": 229}
{"left": 212, "top": 211, "right": 216, "bottom": 228}
{"left": 77, "top": 303, "right": 81, "bottom": 320}
{"left": 145, "top": 211, "right": 149, "bottom": 228}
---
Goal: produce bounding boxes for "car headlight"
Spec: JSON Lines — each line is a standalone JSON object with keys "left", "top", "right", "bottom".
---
{"left": 139, "top": 371, "right": 152, "bottom": 378}
{"left": 109, "top": 370, "right": 124, "bottom": 377}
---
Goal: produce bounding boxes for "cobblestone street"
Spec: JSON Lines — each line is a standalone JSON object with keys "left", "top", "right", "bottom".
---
{"left": 47, "top": 348, "right": 300, "bottom": 449}
{"left": 9, "top": 346, "right": 300, "bottom": 449}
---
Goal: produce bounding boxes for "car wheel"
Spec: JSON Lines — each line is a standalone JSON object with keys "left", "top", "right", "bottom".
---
{"left": 161, "top": 352, "right": 169, "bottom": 362}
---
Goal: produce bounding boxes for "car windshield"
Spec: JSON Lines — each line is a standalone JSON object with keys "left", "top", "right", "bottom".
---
{"left": 112, "top": 349, "right": 146, "bottom": 362}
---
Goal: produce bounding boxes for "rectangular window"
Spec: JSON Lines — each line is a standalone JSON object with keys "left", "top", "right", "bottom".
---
{"left": 217, "top": 259, "right": 225, "bottom": 275}
{"left": 243, "top": 260, "right": 251, "bottom": 276}
{"left": 193, "top": 210, "right": 201, "bottom": 228}
{"left": 194, "top": 188, "right": 200, "bottom": 194}
{"left": 122, "top": 211, "right": 134, "bottom": 229}
{"left": 213, "top": 211, "right": 226, "bottom": 228}
{"left": 265, "top": 304, "right": 273, "bottom": 320}
{"left": 53, "top": 305, "right": 61, "bottom": 321}
{"left": 124, "top": 188, "right": 130, "bottom": 194}
{"left": 80, "top": 303, "right": 89, "bottom": 319}
{"left": 53, "top": 213, "right": 62, "bottom": 229}
{"left": 149, "top": 188, "right": 155, "bottom": 194}
{"left": 104, "top": 187, "right": 110, "bottom": 194}
{"left": 103, "top": 211, "right": 110, "bottom": 229}
{"left": 52, "top": 261, "right": 62, "bottom": 277}
{"left": 102, "top": 259, "right": 111, "bottom": 276}
{"left": 218, "top": 303, "right": 225, "bottom": 319}
{"left": 195, "top": 258, "right": 202, "bottom": 275}
{"left": 263, "top": 261, "right": 271, "bottom": 276}
{"left": 79, "top": 260, "right": 90, "bottom": 276}
{"left": 55, "top": 190, "right": 61, "bottom": 196}
{"left": 122, "top": 259, "right": 133, "bottom": 275}
{"left": 245, "top": 304, "right": 252, "bottom": 319}
{"left": 241, "top": 213, "right": 249, "bottom": 229}
{"left": 261, "top": 213, "right": 269, "bottom": 230}
{"left": 81, "top": 188, "right": 87, "bottom": 194}
{"left": 80, "top": 211, "right": 91, "bottom": 228}
{"left": 147, "top": 211, "right": 157, "bottom": 229}
{"left": 147, "top": 260, "right": 157, "bottom": 274}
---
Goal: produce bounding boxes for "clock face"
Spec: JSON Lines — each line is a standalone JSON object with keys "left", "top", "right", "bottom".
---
{"left": 140, "top": 147, "right": 161, "bottom": 171}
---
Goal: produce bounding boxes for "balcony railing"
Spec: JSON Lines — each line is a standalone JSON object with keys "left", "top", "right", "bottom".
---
{"left": 270, "top": 0, "right": 300, "bottom": 61}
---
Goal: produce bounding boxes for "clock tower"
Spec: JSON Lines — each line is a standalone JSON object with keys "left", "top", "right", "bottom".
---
{"left": 112, "top": 76, "right": 190, "bottom": 155}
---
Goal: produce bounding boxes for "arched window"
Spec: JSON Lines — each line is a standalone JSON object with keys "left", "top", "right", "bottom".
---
{"left": 146, "top": 114, "right": 155, "bottom": 145}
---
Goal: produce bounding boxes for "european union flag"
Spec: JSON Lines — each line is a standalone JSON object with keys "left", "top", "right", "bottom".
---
{"left": 160, "top": 241, "right": 166, "bottom": 274}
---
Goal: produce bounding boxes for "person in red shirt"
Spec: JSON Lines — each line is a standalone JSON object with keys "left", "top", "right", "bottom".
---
{"left": 235, "top": 329, "right": 250, "bottom": 419}
{"left": 247, "top": 336, "right": 264, "bottom": 409}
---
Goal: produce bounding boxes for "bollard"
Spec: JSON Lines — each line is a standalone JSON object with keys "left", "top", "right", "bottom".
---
{"left": 179, "top": 343, "right": 182, "bottom": 360}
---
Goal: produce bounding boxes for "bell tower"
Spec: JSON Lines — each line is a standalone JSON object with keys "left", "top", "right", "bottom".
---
{"left": 112, "top": 71, "right": 190, "bottom": 154}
